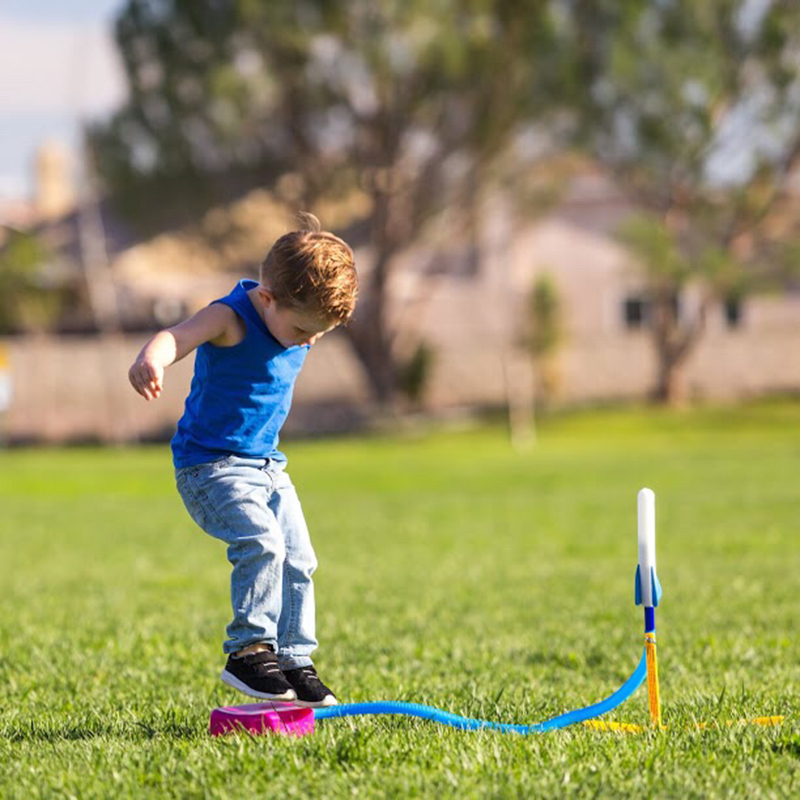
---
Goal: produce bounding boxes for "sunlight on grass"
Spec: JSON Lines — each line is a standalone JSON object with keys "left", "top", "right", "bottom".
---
{"left": 1, "top": 402, "right": 798, "bottom": 795}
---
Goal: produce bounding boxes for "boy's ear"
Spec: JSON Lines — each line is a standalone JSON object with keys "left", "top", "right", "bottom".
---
{"left": 257, "top": 286, "right": 277, "bottom": 307}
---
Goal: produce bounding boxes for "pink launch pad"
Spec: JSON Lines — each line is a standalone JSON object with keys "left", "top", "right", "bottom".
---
{"left": 209, "top": 702, "right": 315, "bottom": 737}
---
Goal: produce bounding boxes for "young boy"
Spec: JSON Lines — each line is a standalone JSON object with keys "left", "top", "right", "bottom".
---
{"left": 128, "top": 215, "right": 357, "bottom": 707}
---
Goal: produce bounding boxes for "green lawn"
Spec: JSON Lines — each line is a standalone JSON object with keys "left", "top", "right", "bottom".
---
{"left": 1, "top": 402, "right": 799, "bottom": 797}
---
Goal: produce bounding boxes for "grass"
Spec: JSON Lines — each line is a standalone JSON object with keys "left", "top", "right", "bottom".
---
{"left": 1, "top": 400, "right": 799, "bottom": 797}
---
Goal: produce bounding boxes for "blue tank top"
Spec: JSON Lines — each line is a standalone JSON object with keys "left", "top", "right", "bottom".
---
{"left": 171, "top": 279, "right": 308, "bottom": 468}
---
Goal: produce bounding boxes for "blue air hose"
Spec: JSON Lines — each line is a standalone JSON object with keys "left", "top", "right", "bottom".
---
{"left": 314, "top": 649, "right": 647, "bottom": 734}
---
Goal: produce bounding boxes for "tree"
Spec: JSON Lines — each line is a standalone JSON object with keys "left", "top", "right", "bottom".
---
{"left": 91, "top": 0, "right": 557, "bottom": 406}
{"left": 397, "top": 340, "right": 435, "bottom": 411}
{"left": 528, "top": 273, "right": 563, "bottom": 404}
{"left": 0, "top": 230, "right": 63, "bottom": 334}
{"left": 618, "top": 214, "right": 751, "bottom": 402}
{"left": 556, "top": 0, "right": 800, "bottom": 403}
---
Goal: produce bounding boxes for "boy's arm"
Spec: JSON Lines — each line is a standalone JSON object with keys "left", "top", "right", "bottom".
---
{"left": 128, "top": 303, "right": 236, "bottom": 401}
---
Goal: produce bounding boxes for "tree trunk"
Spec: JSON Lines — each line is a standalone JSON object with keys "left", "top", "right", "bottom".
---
{"left": 345, "top": 311, "right": 398, "bottom": 408}
{"left": 652, "top": 352, "right": 688, "bottom": 406}
{"left": 503, "top": 348, "right": 535, "bottom": 449}
{"left": 343, "top": 242, "right": 400, "bottom": 409}
{"left": 649, "top": 293, "right": 708, "bottom": 407}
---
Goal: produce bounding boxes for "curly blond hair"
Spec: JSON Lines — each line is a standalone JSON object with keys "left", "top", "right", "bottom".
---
{"left": 260, "top": 213, "right": 357, "bottom": 324}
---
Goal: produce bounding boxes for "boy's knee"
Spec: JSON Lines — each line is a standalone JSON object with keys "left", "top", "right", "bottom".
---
{"left": 287, "top": 549, "right": 317, "bottom": 578}
{"left": 229, "top": 534, "right": 286, "bottom": 565}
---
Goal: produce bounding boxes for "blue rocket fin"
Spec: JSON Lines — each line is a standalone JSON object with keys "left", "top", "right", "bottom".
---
{"left": 635, "top": 565, "right": 663, "bottom": 607}
{"left": 650, "top": 566, "right": 662, "bottom": 607}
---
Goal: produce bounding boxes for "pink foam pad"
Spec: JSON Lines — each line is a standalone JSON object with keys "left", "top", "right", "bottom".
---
{"left": 209, "top": 702, "right": 315, "bottom": 737}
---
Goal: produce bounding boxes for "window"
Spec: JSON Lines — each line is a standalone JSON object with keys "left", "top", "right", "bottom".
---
{"left": 724, "top": 298, "right": 743, "bottom": 329}
{"left": 623, "top": 297, "right": 648, "bottom": 329}
{"left": 623, "top": 292, "right": 683, "bottom": 330}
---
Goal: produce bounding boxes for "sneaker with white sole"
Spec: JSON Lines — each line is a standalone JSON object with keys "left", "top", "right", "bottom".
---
{"left": 282, "top": 666, "right": 337, "bottom": 708}
{"left": 221, "top": 649, "right": 297, "bottom": 701}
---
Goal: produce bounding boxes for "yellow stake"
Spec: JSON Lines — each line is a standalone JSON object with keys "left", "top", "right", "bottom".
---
{"left": 645, "top": 632, "right": 661, "bottom": 728}
{"left": 584, "top": 716, "right": 784, "bottom": 734}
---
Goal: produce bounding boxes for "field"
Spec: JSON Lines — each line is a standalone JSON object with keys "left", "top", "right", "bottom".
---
{"left": 1, "top": 402, "right": 799, "bottom": 797}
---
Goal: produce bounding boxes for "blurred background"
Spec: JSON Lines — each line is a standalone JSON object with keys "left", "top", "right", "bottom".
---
{"left": 2, "top": 0, "right": 800, "bottom": 445}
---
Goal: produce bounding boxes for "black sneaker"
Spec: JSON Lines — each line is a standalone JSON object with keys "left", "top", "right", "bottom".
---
{"left": 221, "top": 649, "right": 297, "bottom": 701}
{"left": 282, "top": 666, "right": 337, "bottom": 708}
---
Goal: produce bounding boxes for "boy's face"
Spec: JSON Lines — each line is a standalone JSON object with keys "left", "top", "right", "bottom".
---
{"left": 257, "top": 287, "right": 335, "bottom": 348}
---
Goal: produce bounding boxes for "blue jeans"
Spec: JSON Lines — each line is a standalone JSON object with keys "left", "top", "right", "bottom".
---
{"left": 175, "top": 455, "right": 317, "bottom": 668}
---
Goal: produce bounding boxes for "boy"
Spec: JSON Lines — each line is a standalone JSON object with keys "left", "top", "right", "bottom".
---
{"left": 128, "top": 215, "right": 357, "bottom": 707}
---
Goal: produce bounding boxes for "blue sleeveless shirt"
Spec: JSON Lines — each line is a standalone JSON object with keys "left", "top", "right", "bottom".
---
{"left": 171, "top": 280, "right": 308, "bottom": 468}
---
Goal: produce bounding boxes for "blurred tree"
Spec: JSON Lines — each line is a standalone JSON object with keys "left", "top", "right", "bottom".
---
{"left": 397, "top": 340, "right": 436, "bottom": 411}
{"left": 556, "top": 0, "right": 800, "bottom": 404}
{"left": 618, "top": 214, "right": 751, "bottom": 403}
{"left": 0, "top": 230, "right": 64, "bottom": 334}
{"left": 90, "top": 0, "right": 557, "bottom": 407}
{"left": 528, "top": 273, "right": 563, "bottom": 404}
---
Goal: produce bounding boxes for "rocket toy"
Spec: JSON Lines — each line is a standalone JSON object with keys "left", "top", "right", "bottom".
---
{"left": 635, "top": 487, "right": 663, "bottom": 727}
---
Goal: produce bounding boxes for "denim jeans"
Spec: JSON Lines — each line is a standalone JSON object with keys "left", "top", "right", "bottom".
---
{"left": 175, "top": 455, "right": 317, "bottom": 668}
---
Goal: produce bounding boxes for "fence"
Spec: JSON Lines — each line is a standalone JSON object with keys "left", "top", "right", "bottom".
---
{"left": 2, "top": 312, "right": 799, "bottom": 444}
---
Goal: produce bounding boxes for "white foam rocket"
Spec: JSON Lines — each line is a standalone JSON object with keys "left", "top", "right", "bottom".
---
{"left": 635, "top": 487, "right": 663, "bottom": 727}
{"left": 635, "top": 488, "right": 662, "bottom": 610}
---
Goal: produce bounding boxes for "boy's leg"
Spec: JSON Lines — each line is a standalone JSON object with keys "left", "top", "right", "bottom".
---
{"left": 266, "top": 465, "right": 319, "bottom": 670}
{"left": 176, "top": 456, "right": 286, "bottom": 654}
{"left": 267, "top": 465, "right": 336, "bottom": 707}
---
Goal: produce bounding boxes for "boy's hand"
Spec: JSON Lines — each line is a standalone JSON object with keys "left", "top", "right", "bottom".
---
{"left": 129, "top": 357, "right": 164, "bottom": 401}
{"left": 127, "top": 305, "right": 234, "bottom": 402}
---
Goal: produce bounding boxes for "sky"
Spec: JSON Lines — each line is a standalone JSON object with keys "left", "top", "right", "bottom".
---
{"left": 0, "top": 0, "right": 127, "bottom": 201}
